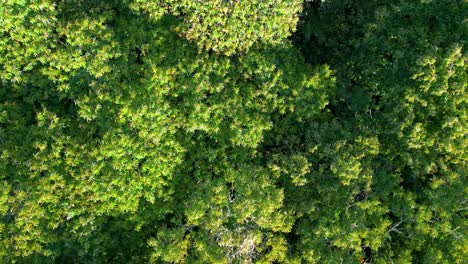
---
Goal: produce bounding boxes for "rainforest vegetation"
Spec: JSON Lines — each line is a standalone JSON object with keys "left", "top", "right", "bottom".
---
{"left": 0, "top": 0, "right": 466, "bottom": 263}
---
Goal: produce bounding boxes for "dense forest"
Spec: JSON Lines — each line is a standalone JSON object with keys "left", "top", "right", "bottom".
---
{"left": 0, "top": 0, "right": 466, "bottom": 263}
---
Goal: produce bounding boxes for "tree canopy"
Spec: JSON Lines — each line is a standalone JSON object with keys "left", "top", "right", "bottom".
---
{"left": 1, "top": 0, "right": 466, "bottom": 263}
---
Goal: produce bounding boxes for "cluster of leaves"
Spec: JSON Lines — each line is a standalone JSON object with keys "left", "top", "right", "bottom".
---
{"left": 0, "top": 0, "right": 466, "bottom": 263}
{"left": 130, "top": 0, "right": 303, "bottom": 55}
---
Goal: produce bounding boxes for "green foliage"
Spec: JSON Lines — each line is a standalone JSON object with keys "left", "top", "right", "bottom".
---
{"left": 290, "top": 0, "right": 467, "bottom": 262}
{"left": 0, "top": 0, "right": 466, "bottom": 263}
{"left": 131, "top": 0, "right": 303, "bottom": 55}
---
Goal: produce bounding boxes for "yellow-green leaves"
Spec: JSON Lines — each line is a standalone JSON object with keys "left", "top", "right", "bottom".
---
{"left": 176, "top": 0, "right": 303, "bottom": 55}
{"left": 132, "top": 0, "right": 303, "bottom": 55}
